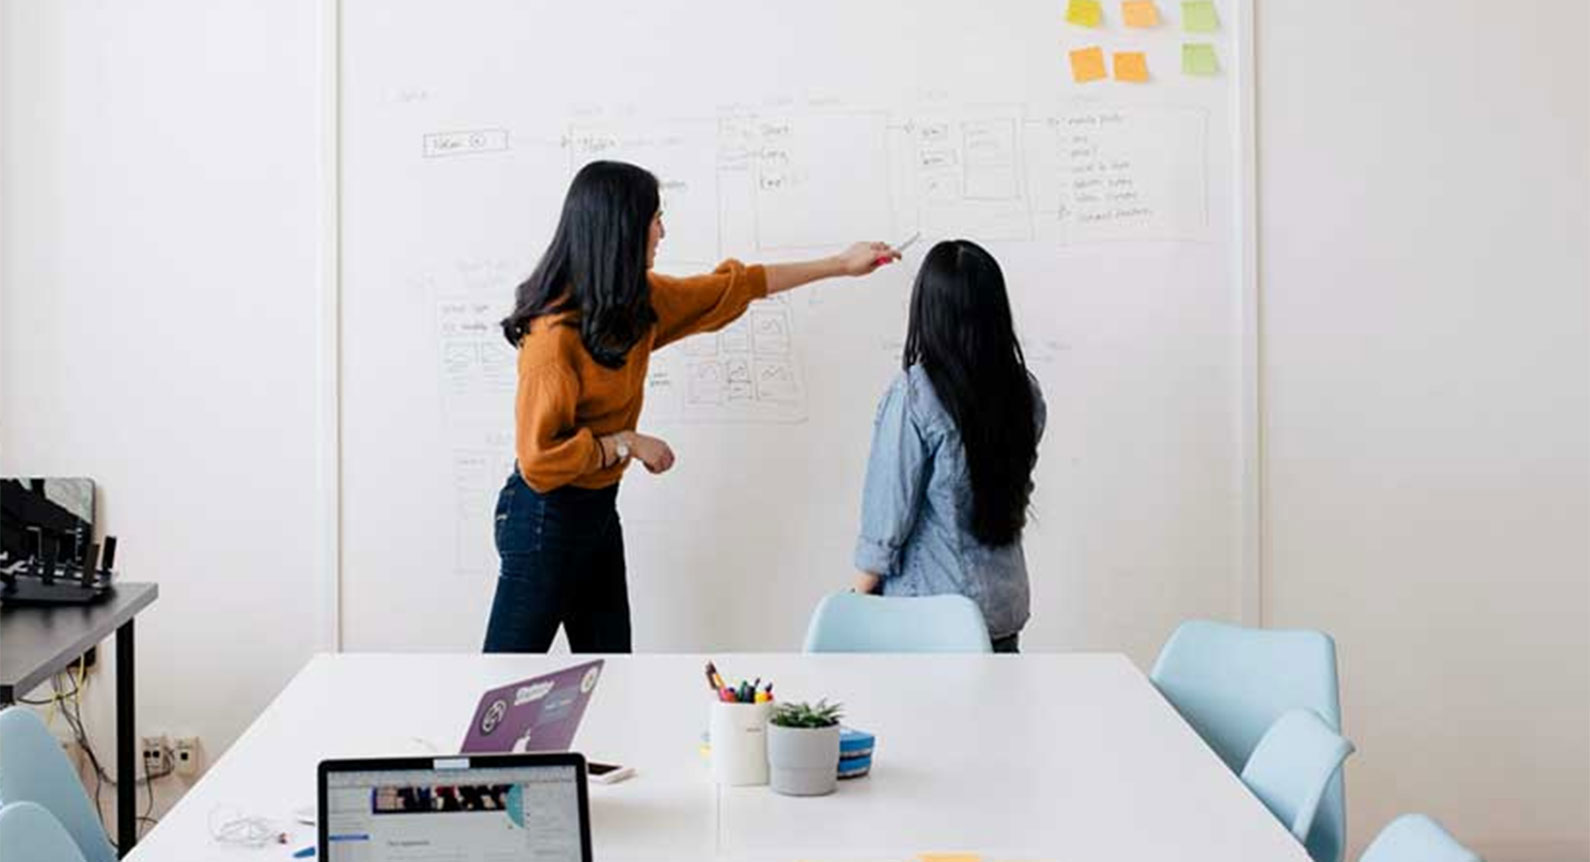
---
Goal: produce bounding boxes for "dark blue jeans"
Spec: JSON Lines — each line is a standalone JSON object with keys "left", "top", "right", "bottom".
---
{"left": 482, "top": 471, "right": 631, "bottom": 653}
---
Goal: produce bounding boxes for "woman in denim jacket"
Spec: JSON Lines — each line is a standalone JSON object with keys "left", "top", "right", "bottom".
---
{"left": 853, "top": 240, "right": 1045, "bottom": 653}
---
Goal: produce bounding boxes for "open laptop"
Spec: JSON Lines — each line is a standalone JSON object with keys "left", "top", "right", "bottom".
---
{"left": 318, "top": 753, "right": 592, "bottom": 862}
{"left": 461, "top": 660, "right": 605, "bottom": 754}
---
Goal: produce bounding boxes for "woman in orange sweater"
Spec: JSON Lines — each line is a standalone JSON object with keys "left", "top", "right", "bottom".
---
{"left": 485, "top": 160, "right": 899, "bottom": 653}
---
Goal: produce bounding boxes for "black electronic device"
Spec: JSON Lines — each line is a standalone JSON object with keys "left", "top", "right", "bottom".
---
{"left": 0, "top": 477, "right": 116, "bottom": 605}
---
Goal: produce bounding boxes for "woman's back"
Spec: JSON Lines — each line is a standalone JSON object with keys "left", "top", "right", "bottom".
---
{"left": 854, "top": 364, "right": 1045, "bottom": 642}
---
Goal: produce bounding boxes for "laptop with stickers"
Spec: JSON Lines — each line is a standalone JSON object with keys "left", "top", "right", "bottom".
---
{"left": 461, "top": 660, "right": 605, "bottom": 754}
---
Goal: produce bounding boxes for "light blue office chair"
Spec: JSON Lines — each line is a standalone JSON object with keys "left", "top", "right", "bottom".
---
{"left": 0, "top": 707, "right": 116, "bottom": 862}
{"left": 1240, "top": 708, "right": 1355, "bottom": 844}
{"left": 0, "top": 801, "right": 92, "bottom": 862}
{"left": 803, "top": 592, "right": 992, "bottom": 653}
{"left": 1149, "top": 620, "right": 1346, "bottom": 862}
{"left": 1359, "top": 814, "right": 1481, "bottom": 862}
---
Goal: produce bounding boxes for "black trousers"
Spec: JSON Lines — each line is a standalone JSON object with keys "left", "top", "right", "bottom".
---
{"left": 482, "top": 471, "right": 631, "bottom": 653}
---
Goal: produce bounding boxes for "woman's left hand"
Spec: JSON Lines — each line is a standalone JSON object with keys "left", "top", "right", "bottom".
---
{"left": 835, "top": 242, "right": 900, "bottom": 276}
{"left": 851, "top": 572, "right": 882, "bottom": 595}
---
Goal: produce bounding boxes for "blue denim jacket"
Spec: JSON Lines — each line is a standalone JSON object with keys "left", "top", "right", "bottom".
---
{"left": 853, "top": 366, "right": 1046, "bottom": 640}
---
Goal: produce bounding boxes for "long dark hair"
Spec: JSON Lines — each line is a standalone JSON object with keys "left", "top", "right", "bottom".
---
{"left": 501, "top": 160, "right": 660, "bottom": 368}
{"left": 903, "top": 240, "right": 1039, "bottom": 547}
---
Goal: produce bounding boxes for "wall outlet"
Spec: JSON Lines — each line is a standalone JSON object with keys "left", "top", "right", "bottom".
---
{"left": 141, "top": 734, "right": 169, "bottom": 778}
{"left": 172, "top": 736, "right": 201, "bottom": 777}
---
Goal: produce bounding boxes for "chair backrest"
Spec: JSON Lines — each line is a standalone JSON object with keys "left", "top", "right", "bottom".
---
{"left": 802, "top": 592, "right": 992, "bottom": 653}
{"left": 1359, "top": 814, "right": 1482, "bottom": 862}
{"left": 1240, "top": 708, "right": 1355, "bottom": 842}
{"left": 1150, "top": 620, "right": 1346, "bottom": 862}
{"left": 0, "top": 707, "right": 116, "bottom": 862}
{"left": 0, "top": 801, "right": 92, "bottom": 862}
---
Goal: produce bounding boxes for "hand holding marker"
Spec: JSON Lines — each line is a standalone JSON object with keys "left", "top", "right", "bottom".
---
{"left": 875, "top": 231, "right": 922, "bottom": 266}
{"left": 705, "top": 660, "right": 773, "bottom": 703}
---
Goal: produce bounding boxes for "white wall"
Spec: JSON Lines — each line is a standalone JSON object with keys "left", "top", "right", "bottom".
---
{"left": 0, "top": 0, "right": 329, "bottom": 818}
{"left": 1, "top": 0, "right": 1586, "bottom": 857}
{"left": 1257, "top": 1, "right": 1590, "bottom": 860}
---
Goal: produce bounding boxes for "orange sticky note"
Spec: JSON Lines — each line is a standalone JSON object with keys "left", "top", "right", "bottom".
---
{"left": 1113, "top": 51, "right": 1150, "bottom": 82}
{"left": 1064, "top": 0, "right": 1104, "bottom": 28}
{"left": 1122, "top": 0, "right": 1161, "bottom": 28}
{"left": 1069, "top": 46, "right": 1107, "bottom": 83}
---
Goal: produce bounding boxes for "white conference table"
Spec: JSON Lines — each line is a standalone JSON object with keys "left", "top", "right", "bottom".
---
{"left": 127, "top": 653, "right": 1307, "bottom": 861}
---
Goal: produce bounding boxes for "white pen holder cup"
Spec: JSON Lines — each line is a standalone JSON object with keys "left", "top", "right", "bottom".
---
{"left": 710, "top": 700, "right": 773, "bottom": 786}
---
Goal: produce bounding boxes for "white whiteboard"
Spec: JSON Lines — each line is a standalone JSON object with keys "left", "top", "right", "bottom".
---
{"left": 338, "top": 0, "right": 1255, "bottom": 660}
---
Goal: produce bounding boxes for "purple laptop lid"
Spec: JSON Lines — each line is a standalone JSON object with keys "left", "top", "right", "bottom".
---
{"left": 461, "top": 659, "right": 605, "bottom": 754}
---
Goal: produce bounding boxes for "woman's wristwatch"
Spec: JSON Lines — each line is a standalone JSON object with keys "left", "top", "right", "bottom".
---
{"left": 614, "top": 434, "right": 632, "bottom": 464}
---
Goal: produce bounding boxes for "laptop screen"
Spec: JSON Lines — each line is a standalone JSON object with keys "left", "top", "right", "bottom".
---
{"left": 323, "top": 759, "right": 587, "bottom": 862}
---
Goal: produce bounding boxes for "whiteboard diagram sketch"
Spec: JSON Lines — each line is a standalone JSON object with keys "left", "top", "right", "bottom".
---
{"left": 723, "top": 112, "right": 895, "bottom": 251}
{"left": 437, "top": 298, "right": 516, "bottom": 400}
{"left": 653, "top": 298, "right": 806, "bottom": 423}
{"left": 451, "top": 438, "right": 514, "bottom": 575}
{"left": 896, "top": 107, "right": 1034, "bottom": 241}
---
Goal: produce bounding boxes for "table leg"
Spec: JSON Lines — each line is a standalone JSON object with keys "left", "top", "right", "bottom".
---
{"left": 116, "top": 618, "right": 136, "bottom": 856}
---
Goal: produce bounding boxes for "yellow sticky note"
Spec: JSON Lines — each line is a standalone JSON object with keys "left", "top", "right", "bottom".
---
{"left": 1182, "top": 42, "right": 1220, "bottom": 75}
{"left": 1182, "top": 0, "right": 1220, "bottom": 32}
{"left": 917, "top": 856, "right": 983, "bottom": 862}
{"left": 1065, "top": 0, "right": 1104, "bottom": 28}
{"left": 1122, "top": 0, "right": 1161, "bottom": 28}
{"left": 1114, "top": 51, "right": 1150, "bottom": 82}
{"left": 1069, "top": 46, "right": 1107, "bottom": 83}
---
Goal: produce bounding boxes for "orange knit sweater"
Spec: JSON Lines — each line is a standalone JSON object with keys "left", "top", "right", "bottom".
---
{"left": 513, "top": 259, "right": 769, "bottom": 492}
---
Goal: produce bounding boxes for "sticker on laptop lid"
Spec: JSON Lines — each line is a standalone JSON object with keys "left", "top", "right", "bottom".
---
{"left": 478, "top": 699, "right": 509, "bottom": 735}
{"left": 514, "top": 680, "right": 556, "bottom": 706}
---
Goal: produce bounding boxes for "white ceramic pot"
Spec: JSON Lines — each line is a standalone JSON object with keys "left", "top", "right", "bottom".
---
{"left": 767, "top": 723, "right": 840, "bottom": 796}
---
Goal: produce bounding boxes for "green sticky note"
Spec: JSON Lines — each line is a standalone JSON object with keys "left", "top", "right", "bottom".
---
{"left": 1182, "top": 1, "right": 1219, "bottom": 32}
{"left": 1182, "top": 42, "right": 1220, "bottom": 75}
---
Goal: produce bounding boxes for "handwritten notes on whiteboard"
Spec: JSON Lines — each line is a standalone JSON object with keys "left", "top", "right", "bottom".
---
{"left": 422, "top": 129, "right": 509, "bottom": 158}
{"left": 1031, "top": 107, "right": 1209, "bottom": 243}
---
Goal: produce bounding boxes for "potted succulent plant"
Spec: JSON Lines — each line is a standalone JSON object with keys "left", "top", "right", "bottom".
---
{"left": 766, "top": 700, "right": 843, "bottom": 796}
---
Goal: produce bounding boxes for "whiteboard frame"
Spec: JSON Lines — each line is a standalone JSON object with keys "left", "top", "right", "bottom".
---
{"left": 1235, "top": 0, "right": 1261, "bottom": 626}
{"left": 318, "top": 0, "right": 344, "bottom": 650}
